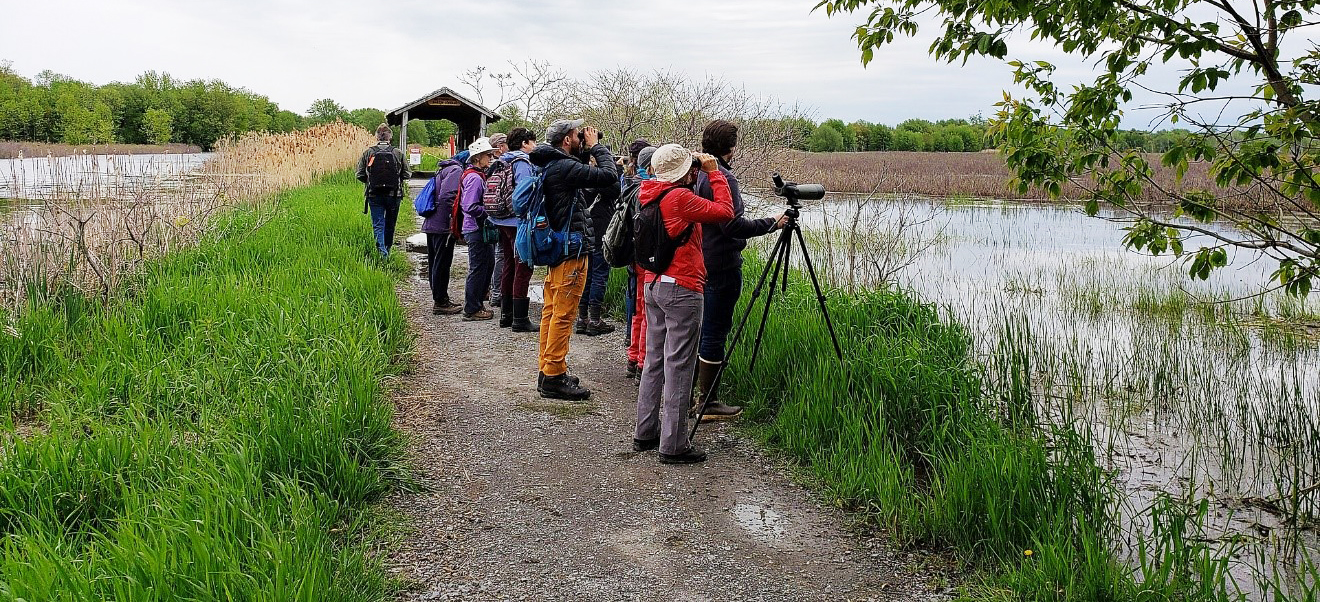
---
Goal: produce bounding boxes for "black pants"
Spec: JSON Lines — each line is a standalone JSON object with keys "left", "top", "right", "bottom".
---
{"left": 463, "top": 231, "right": 495, "bottom": 314}
{"left": 426, "top": 232, "right": 456, "bottom": 306}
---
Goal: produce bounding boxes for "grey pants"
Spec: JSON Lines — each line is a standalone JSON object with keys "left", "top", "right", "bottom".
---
{"left": 635, "top": 280, "right": 703, "bottom": 455}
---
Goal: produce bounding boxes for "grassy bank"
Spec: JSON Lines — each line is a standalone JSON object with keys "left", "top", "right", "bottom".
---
{"left": 717, "top": 271, "right": 1257, "bottom": 600}
{"left": 0, "top": 170, "right": 410, "bottom": 598}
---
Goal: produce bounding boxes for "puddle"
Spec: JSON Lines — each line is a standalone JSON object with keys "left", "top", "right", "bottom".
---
{"left": 732, "top": 502, "right": 787, "bottom": 541}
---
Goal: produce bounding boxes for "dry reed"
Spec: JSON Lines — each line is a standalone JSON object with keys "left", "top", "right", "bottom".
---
{"left": 0, "top": 141, "right": 203, "bottom": 160}
{"left": 0, "top": 122, "right": 373, "bottom": 310}
{"left": 775, "top": 150, "right": 1274, "bottom": 206}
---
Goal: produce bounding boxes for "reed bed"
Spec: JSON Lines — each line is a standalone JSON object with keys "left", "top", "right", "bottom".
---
{"left": 0, "top": 170, "right": 410, "bottom": 598}
{"left": 776, "top": 150, "right": 1272, "bottom": 206}
{"left": 0, "top": 122, "right": 374, "bottom": 311}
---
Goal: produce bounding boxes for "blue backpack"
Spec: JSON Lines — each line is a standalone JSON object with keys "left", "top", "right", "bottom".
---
{"left": 514, "top": 171, "right": 584, "bottom": 267}
{"left": 412, "top": 175, "right": 438, "bottom": 217}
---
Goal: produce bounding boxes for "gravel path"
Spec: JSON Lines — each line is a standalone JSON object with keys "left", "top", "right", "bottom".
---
{"left": 382, "top": 248, "right": 945, "bottom": 601}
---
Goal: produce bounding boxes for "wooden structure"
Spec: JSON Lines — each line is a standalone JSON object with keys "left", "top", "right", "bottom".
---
{"left": 386, "top": 87, "right": 501, "bottom": 152}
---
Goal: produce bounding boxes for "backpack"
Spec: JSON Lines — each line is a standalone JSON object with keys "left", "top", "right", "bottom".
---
{"left": 412, "top": 175, "right": 438, "bottom": 217}
{"left": 366, "top": 145, "right": 401, "bottom": 196}
{"left": 482, "top": 158, "right": 519, "bottom": 219}
{"left": 510, "top": 163, "right": 543, "bottom": 218}
{"left": 515, "top": 174, "right": 584, "bottom": 267}
{"left": 451, "top": 168, "right": 484, "bottom": 238}
{"left": 634, "top": 187, "right": 695, "bottom": 274}
{"left": 604, "top": 183, "right": 672, "bottom": 268}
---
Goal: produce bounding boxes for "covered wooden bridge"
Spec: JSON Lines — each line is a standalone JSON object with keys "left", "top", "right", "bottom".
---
{"left": 386, "top": 87, "right": 501, "bottom": 152}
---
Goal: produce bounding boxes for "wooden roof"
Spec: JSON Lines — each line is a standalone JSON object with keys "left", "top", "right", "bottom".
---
{"left": 385, "top": 87, "right": 501, "bottom": 125}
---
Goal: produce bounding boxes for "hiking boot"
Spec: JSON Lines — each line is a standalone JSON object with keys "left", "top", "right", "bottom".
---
{"left": 659, "top": 446, "right": 707, "bottom": 465}
{"left": 499, "top": 298, "right": 513, "bottom": 328}
{"left": 574, "top": 301, "right": 592, "bottom": 335}
{"left": 462, "top": 308, "right": 494, "bottom": 321}
{"left": 626, "top": 361, "right": 641, "bottom": 379}
{"left": 511, "top": 298, "right": 540, "bottom": 333}
{"left": 538, "top": 371, "right": 580, "bottom": 388}
{"left": 587, "top": 303, "right": 615, "bottom": 335}
{"left": 538, "top": 373, "right": 590, "bottom": 401}
{"left": 693, "top": 359, "right": 742, "bottom": 421}
{"left": 432, "top": 301, "right": 462, "bottom": 315}
{"left": 632, "top": 437, "right": 659, "bottom": 452}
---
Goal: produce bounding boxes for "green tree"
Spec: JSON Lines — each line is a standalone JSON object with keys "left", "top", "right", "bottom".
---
{"left": 867, "top": 123, "right": 893, "bottom": 151}
{"left": 892, "top": 129, "right": 923, "bottom": 151}
{"left": 344, "top": 107, "right": 386, "bottom": 132}
{"left": 821, "top": 0, "right": 1320, "bottom": 294}
{"left": 307, "top": 98, "right": 346, "bottom": 124}
{"left": 808, "top": 124, "right": 845, "bottom": 152}
{"left": 821, "top": 118, "right": 856, "bottom": 151}
{"left": 141, "top": 108, "right": 173, "bottom": 144}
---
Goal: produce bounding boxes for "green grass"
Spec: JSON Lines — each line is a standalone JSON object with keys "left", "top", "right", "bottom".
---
{"left": 717, "top": 263, "right": 1249, "bottom": 601}
{"left": 0, "top": 170, "right": 412, "bottom": 599}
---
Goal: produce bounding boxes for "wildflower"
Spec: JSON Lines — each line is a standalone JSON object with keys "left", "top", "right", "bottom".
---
{"left": 1024, "top": 549, "right": 1034, "bottom": 557}
{"left": 175, "top": 215, "right": 191, "bottom": 227}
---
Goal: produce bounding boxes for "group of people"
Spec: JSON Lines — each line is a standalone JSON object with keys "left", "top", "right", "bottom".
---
{"left": 359, "top": 119, "right": 786, "bottom": 465}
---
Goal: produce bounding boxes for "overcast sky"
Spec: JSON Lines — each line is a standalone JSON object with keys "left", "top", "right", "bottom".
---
{"left": 1, "top": 0, "right": 1196, "bottom": 128}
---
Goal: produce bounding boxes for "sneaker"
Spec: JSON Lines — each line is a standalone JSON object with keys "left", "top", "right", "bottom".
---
{"left": 462, "top": 309, "right": 494, "bottom": 321}
{"left": 432, "top": 302, "right": 462, "bottom": 315}
{"left": 632, "top": 437, "right": 659, "bottom": 452}
{"left": 659, "top": 446, "right": 707, "bottom": 465}
{"left": 538, "top": 373, "right": 591, "bottom": 401}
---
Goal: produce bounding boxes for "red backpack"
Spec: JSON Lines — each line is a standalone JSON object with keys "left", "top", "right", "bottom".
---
{"left": 450, "top": 168, "right": 485, "bottom": 237}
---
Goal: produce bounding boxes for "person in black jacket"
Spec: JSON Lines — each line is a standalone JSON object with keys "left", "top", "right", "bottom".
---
{"left": 693, "top": 120, "right": 788, "bottom": 419}
{"left": 527, "top": 119, "right": 618, "bottom": 400}
{"left": 355, "top": 123, "right": 411, "bottom": 257}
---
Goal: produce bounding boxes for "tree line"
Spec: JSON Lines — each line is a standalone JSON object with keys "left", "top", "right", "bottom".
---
{"left": 799, "top": 116, "right": 1195, "bottom": 154}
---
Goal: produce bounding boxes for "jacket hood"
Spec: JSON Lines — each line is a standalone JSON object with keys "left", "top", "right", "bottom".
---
{"left": 436, "top": 158, "right": 462, "bottom": 170}
{"left": 529, "top": 143, "right": 570, "bottom": 167}
{"left": 500, "top": 150, "right": 529, "bottom": 162}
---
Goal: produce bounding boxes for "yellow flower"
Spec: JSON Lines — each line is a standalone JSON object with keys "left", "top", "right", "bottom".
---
{"left": 175, "top": 216, "right": 191, "bottom": 227}
{"left": 1024, "top": 549, "right": 1034, "bottom": 557}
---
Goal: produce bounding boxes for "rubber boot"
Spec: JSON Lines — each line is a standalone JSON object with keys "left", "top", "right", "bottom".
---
{"left": 575, "top": 299, "right": 592, "bottom": 335}
{"left": 588, "top": 303, "right": 615, "bottom": 335}
{"left": 511, "top": 298, "right": 540, "bottom": 333}
{"left": 694, "top": 358, "right": 742, "bottom": 421}
{"left": 499, "top": 297, "right": 513, "bottom": 328}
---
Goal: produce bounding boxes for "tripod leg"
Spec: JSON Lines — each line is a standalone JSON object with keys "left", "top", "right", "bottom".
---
{"left": 689, "top": 228, "right": 792, "bottom": 443}
{"left": 745, "top": 228, "right": 790, "bottom": 374}
{"left": 793, "top": 225, "right": 845, "bottom": 361}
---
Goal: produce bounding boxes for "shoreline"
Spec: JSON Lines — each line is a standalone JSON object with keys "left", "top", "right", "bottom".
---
{"left": 0, "top": 140, "right": 203, "bottom": 159}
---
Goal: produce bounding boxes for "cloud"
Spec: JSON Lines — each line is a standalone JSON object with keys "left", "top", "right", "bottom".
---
{"left": 1, "top": 0, "right": 1257, "bottom": 128}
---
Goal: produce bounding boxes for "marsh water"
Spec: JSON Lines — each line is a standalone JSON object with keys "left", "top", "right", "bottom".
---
{"left": 0, "top": 152, "right": 214, "bottom": 202}
{"left": 756, "top": 192, "right": 1318, "bottom": 597}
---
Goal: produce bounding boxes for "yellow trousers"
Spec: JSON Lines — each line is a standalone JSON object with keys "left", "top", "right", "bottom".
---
{"left": 538, "top": 256, "right": 588, "bottom": 376}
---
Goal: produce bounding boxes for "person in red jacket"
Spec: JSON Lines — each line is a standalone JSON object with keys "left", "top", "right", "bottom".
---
{"left": 632, "top": 144, "right": 734, "bottom": 464}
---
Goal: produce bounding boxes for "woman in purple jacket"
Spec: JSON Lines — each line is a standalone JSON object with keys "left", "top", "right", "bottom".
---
{"left": 460, "top": 138, "right": 499, "bottom": 320}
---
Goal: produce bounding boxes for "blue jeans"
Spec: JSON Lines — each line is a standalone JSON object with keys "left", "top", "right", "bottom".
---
{"left": 367, "top": 195, "right": 400, "bottom": 256}
{"left": 586, "top": 247, "right": 610, "bottom": 305}
{"left": 463, "top": 231, "right": 495, "bottom": 314}
{"left": 699, "top": 268, "right": 743, "bottom": 362}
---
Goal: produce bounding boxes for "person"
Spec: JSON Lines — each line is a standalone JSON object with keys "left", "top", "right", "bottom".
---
{"left": 422, "top": 149, "right": 469, "bottom": 315}
{"left": 459, "top": 137, "right": 499, "bottom": 320}
{"left": 528, "top": 119, "right": 618, "bottom": 400}
{"left": 493, "top": 128, "right": 539, "bottom": 332}
{"left": 693, "top": 120, "right": 789, "bottom": 419}
{"left": 633, "top": 144, "right": 734, "bottom": 465}
{"left": 576, "top": 154, "right": 622, "bottom": 337}
{"left": 356, "top": 124, "right": 411, "bottom": 257}
{"left": 625, "top": 145, "right": 658, "bottom": 378}
{"left": 487, "top": 133, "right": 510, "bottom": 309}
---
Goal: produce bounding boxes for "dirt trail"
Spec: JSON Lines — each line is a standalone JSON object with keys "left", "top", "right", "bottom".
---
{"left": 383, "top": 247, "right": 944, "bottom": 601}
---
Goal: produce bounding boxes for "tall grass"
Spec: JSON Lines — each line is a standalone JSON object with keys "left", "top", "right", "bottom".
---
{"left": 0, "top": 170, "right": 409, "bottom": 598}
{"left": 718, "top": 269, "right": 1262, "bottom": 600}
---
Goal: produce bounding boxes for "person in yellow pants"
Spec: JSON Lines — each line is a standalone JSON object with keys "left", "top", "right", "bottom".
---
{"left": 527, "top": 119, "right": 619, "bottom": 400}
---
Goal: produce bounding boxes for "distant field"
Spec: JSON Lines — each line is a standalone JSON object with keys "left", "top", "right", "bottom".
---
{"left": 0, "top": 141, "right": 203, "bottom": 159}
{"left": 775, "top": 149, "right": 1270, "bottom": 206}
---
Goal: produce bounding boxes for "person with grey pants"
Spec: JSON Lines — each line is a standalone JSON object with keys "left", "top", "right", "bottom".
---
{"left": 632, "top": 144, "right": 735, "bottom": 464}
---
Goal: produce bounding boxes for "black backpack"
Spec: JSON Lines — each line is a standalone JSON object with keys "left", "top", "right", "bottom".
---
{"left": 634, "top": 187, "right": 693, "bottom": 274}
{"left": 366, "top": 145, "right": 401, "bottom": 196}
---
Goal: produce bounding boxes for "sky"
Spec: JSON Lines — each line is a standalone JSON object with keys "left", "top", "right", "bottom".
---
{"left": 0, "top": 0, "right": 1203, "bottom": 128}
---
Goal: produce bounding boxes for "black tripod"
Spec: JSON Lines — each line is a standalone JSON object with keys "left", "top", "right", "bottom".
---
{"left": 688, "top": 174, "right": 844, "bottom": 443}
